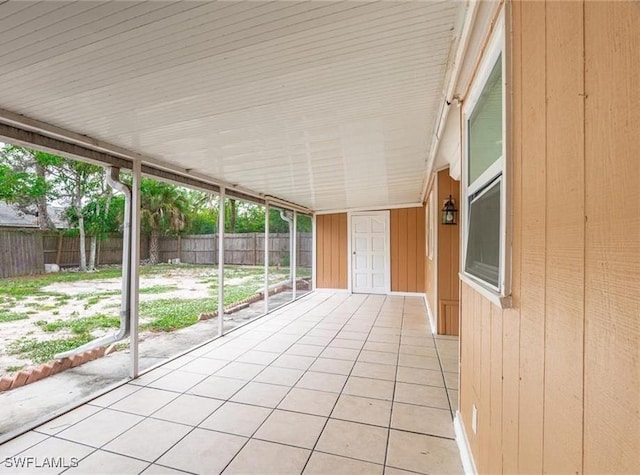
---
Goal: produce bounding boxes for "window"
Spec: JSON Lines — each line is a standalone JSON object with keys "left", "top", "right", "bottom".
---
{"left": 463, "top": 13, "right": 508, "bottom": 299}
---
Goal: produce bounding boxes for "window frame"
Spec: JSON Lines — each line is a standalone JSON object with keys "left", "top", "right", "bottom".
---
{"left": 461, "top": 8, "right": 511, "bottom": 306}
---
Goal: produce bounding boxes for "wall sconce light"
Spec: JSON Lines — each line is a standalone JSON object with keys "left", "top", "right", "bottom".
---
{"left": 441, "top": 195, "right": 458, "bottom": 225}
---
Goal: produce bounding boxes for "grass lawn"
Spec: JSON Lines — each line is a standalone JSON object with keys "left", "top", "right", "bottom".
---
{"left": 1, "top": 264, "right": 311, "bottom": 372}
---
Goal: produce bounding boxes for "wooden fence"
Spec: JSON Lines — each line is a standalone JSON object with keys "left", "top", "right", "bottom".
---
{"left": 0, "top": 229, "right": 312, "bottom": 277}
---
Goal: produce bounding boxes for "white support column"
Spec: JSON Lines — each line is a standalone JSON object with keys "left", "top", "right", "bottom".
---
{"left": 218, "top": 188, "right": 225, "bottom": 336}
{"left": 129, "top": 160, "right": 141, "bottom": 379}
{"left": 311, "top": 213, "right": 317, "bottom": 291}
{"left": 292, "top": 211, "right": 297, "bottom": 300}
{"left": 264, "top": 202, "right": 270, "bottom": 315}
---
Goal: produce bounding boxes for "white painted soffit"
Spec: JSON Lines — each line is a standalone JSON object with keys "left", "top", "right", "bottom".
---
{"left": 0, "top": 1, "right": 466, "bottom": 212}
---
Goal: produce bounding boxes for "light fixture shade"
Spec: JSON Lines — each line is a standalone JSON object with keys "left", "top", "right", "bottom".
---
{"left": 441, "top": 195, "right": 458, "bottom": 225}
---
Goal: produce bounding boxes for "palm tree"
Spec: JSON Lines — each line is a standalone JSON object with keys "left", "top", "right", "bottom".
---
{"left": 140, "top": 179, "right": 190, "bottom": 264}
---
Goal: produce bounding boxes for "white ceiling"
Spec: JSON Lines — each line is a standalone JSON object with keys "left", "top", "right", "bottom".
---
{"left": 0, "top": 1, "right": 465, "bottom": 212}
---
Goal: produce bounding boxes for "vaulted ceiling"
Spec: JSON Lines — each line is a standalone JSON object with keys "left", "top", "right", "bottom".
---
{"left": 0, "top": 1, "right": 466, "bottom": 211}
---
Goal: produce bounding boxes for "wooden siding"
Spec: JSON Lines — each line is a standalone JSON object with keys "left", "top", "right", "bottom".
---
{"left": 436, "top": 170, "right": 460, "bottom": 335}
{"left": 459, "top": 2, "right": 640, "bottom": 474}
{"left": 316, "top": 213, "right": 348, "bottom": 289}
{"left": 390, "top": 206, "right": 425, "bottom": 292}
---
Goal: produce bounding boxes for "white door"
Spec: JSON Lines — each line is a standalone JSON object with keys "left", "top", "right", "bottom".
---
{"left": 351, "top": 212, "right": 389, "bottom": 294}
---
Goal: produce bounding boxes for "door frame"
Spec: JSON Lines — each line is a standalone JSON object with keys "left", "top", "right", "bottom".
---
{"left": 347, "top": 210, "right": 391, "bottom": 294}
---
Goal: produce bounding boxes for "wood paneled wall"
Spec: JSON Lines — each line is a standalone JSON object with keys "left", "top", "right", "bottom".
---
{"left": 315, "top": 213, "right": 347, "bottom": 289}
{"left": 390, "top": 207, "right": 425, "bottom": 293}
{"left": 459, "top": 2, "right": 640, "bottom": 474}
{"left": 437, "top": 170, "right": 460, "bottom": 335}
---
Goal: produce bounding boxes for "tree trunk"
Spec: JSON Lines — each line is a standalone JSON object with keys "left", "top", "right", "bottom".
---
{"left": 149, "top": 228, "right": 160, "bottom": 264}
{"left": 35, "top": 161, "right": 56, "bottom": 230}
{"left": 75, "top": 177, "right": 87, "bottom": 271}
{"left": 229, "top": 199, "right": 237, "bottom": 233}
{"left": 88, "top": 234, "right": 97, "bottom": 270}
{"left": 78, "top": 212, "right": 87, "bottom": 271}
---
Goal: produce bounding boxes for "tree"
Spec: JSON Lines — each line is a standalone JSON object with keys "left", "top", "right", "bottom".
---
{"left": 140, "top": 179, "right": 191, "bottom": 264}
{"left": 52, "top": 160, "right": 104, "bottom": 271}
{"left": 0, "top": 145, "right": 60, "bottom": 230}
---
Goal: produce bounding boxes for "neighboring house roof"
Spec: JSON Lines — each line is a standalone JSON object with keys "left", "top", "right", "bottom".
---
{"left": 0, "top": 202, "right": 68, "bottom": 229}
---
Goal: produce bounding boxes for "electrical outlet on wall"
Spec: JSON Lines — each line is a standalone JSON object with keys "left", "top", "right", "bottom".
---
{"left": 472, "top": 404, "right": 478, "bottom": 433}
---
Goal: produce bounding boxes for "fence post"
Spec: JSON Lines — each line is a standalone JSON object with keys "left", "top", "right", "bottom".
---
{"left": 56, "top": 234, "right": 63, "bottom": 266}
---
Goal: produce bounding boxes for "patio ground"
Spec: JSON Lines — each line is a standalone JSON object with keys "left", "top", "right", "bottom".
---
{"left": 0, "top": 292, "right": 462, "bottom": 475}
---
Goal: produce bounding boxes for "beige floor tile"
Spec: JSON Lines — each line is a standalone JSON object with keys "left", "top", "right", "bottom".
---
{"left": 332, "top": 394, "right": 392, "bottom": 427}
{"left": 394, "top": 382, "right": 450, "bottom": 409}
{"left": 215, "top": 362, "right": 265, "bottom": 381}
{"left": 199, "top": 401, "right": 271, "bottom": 437}
{"left": 151, "top": 393, "right": 223, "bottom": 426}
{"left": 391, "top": 403, "right": 454, "bottom": 439}
{"left": 327, "top": 339, "right": 364, "bottom": 350}
{"left": 343, "top": 377, "right": 395, "bottom": 401}
{"left": 366, "top": 334, "right": 400, "bottom": 344}
{"left": 223, "top": 439, "right": 310, "bottom": 475}
{"left": 303, "top": 452, "right": 383, "bottom": 475}
{"left": 336, "top": 331, "right": 369, "bottom": 341}
{"left": 362, "top": 342, "right": 399, "bottom": 354}
{"left": 147, "top": 370, "right": 208, "bottom": 393}
{"left": 357, "top": 350, "right": 397, "bottom": 366}
{"left": 177, "top": 357, "right": 228, "bottom": 376}
{"left": 203, "top": 346, "right": 247, "bottom": 361}
{"left": 141, "top": 464, "right": 186, "bottom": 474}
{"left": 298, "top": 335, "right": 333, "bottom": 346}
{"left": 129, "top": 367, "right": 173, "bottom": 386}
{"left": 35, "top": 405, "right": 101, "bottom": 435}
{"left": 67, "top": 450, "right": 148, "bottom": 474}
{"left": 254, "top": 366, "right": 305, "bottom": 386}
{"left": 351, "top": 362, "right": 396, "bottom": 381}
{"left": 386, "top": 429, "right": 463, "bottom": 474}
{"left": 287, "top": 344, "right": 324, "bottom": 357}
{"left": 401, "top": 336, "right": 433, "bottom": 347}
{"left": 384, "top": 466, "right": 419, "bottom": 475}
{"left": 254, "top": 409, "right": 326, "bottom": 449}
{"left": 320, "top": 347, "right": 360, "bottom": 361}
{"left": 444, "top": 371, "right": 459, "bottom": 390}
{"left": 57, "top": 408, "right": 143, "bottom": 448}
{"left": 439, "top": 357, "right": 459, "bottom": 374}
{"left": 399, "top": 344, "right": 438, "bottom": 357}
{"left": 307, "top": 329, "right": 338, "bottom": 338}
{"left": 11, "top": 437, "right": 94, "bottom": 474}
{"left": 316, "top": 419, "right": 388, "bottom": 464}
{"left": 309, "top": 357, "right": 355, "bottom": 376}
{"left": 230, "top": 381, "right": 290, "bottom": 408}
{"left": 448, "top": 390, "right": 459, "bottom": 412}
{"left": 103, "top": 418, "right": 191, "bottom": 462}
{"left": 157, "top": 428, "right": 246, "bottom": 474}
{"left": 395, "top": 367, "right": 445, "bottom": 387}
{"left": 295, "top": 372, "right": 347, "bottom": 393}
{"left": 398, "top": 354, "right": 441, "bottom": 371}
{"left": 90, "top": 385, "right": 140, "bottom": 407}
{"left": 188, "top": 375, "right": 246, "bottom": 400}
{"left": 0, "top": 431, "right": 48, "bottom": 459}
{"left": 235, "top": 350, "right": 280, "bottom": 365}
{"left": 109, "top": 387, "right": 178, "bottom": 416}
{"left": 277, "top": 388, "right": 339, "bottom": 417}
{"left": 159, "top": 355, "right": 196, "bottom": 371}
{"left": 272, "top": 354, "right": 316, "bottom": 370}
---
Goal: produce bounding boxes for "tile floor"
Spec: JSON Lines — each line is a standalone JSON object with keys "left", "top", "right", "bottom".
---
{"left": 0, "top": 292, "right": 463, "bottom": 474}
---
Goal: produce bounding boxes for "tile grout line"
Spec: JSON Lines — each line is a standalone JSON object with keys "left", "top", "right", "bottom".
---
{"left": 299, "top": 294, "right": 391, "bottom": 473}
{"left": 216, "top": 293, "right": 371, "bottom": 474}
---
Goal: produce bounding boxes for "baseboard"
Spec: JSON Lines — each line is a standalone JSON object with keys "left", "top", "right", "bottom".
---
{"left": 454, "top": 411, "right": 477, "bottom": 475}
{"left": 424, "top": 295, "right": 437, "bottom": 334}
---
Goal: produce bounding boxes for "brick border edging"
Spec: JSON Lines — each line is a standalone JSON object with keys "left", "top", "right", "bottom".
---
{"left": 0, "top": 346, "right": 110, "bottom": 392}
